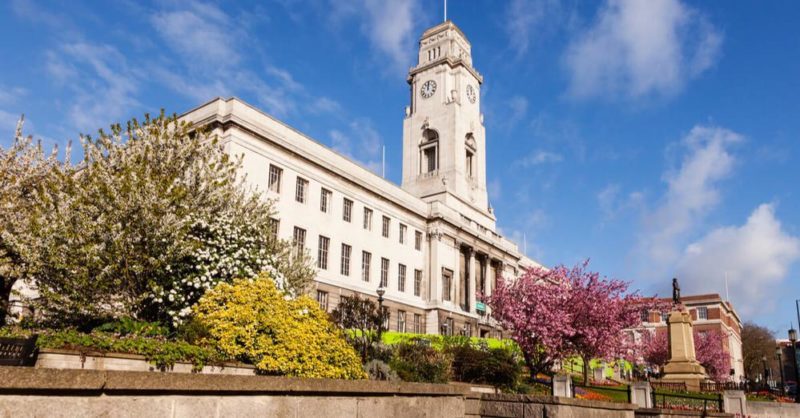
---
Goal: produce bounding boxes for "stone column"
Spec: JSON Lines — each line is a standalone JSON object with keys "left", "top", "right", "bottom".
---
{"left": 662, "top": 310, "right": 707, "bottom": 391}
{"left": 466, "top": 247, "right": 475, "bottom": 314}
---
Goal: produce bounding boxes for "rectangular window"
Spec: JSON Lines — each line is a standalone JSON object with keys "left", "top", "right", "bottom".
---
{"left": 640, "top": 310, "right": 649, "bottom": 322}
{"left": 414, "top": 269, "right": 422, "bottom": 297}
{"left": 320, "top": 188, "right": 332, "bottom": 213}
{"left": 442, "top": 317, "right": 454, "bottom": 336}
{"left": 413, "top": 314, "right": 422, "bottom": 333}
{"left": 415, "top": 231, "right": 422, "bottom": 251}
{"left": 342, "top": 198, "right": 353, "bottom": 222}
{"left": 661, "top": 312, "right": 669, "bottom": 323}
{"left": 698, "top": 307, "right": 708, "bottom": 320}
{"left": 423, "top": 146, "right": 437, "bottom": 173}
{"left": 295, "top": 177, "right": 308, "bottom": 203}
{"left": 316, "top": 290, "right": 329, "bottom": 312}
{"left": 466, "top": 150, "right": 474, "bottom": 178}
{"left": 268, "top": 218, "right": 279, "bottom": 240}
{"left": 292, "top": 227, "right": 306, "bottom": 258}
{"left": 361, "top": 251, "right": 371, "bottom": 282}
{"left": 399, "top": 224, "right": 407, "bottom": 244}
{"left": 381, "top": 307, "right": 389, "bottom": 330}
{"left": 382, "top": 216, "right": 390, "bottom": 238}
{"left": 317, "top": 235, "right": 329, "bottom": 270}
{"left": 397, "top": 264, "right": 406, "bottom": 292}
{"left": 397, "top": 311, "right": 406, "bottom": 333}
{"left": 442, "top": 269, "right": 453, "bottom": 301}
{"left": 380, "top": 257, "right": 389, "bottom": 288}
{"left": 268, "top": 165, "right": 283, "bottom": 193}
{"left": 363, "top": 208, "right": 373, "bottom": 230}
{"left": 340, "top": 244, "right": 352, "bottom": 276}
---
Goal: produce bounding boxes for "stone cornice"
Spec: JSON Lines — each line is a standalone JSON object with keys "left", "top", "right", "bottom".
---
{"left": 407, "top": 57, "right": 483, "bottom": 84}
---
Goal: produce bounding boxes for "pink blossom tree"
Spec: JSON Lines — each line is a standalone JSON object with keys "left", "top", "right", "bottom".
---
{"left": 487, "top": 260, "right": 664, "bottom": 384}
{"left": 484, "top": 264, "right": 572, "bottom": 378}
{"left": 558, "top": 262, "right": 666, "bottom": 384}
{"left": 695, "top": 330, "right": 731, "bottom": 381}
{"left": 641, "top": 330, "right": 669, "bottom": 374}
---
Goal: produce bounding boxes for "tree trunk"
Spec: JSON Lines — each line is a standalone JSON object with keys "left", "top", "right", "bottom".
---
{"left": 0, "top": 278, "right": 13, "bottom": 326}
{"left": 583, "top": 356, "right": 590, "bottom": 386}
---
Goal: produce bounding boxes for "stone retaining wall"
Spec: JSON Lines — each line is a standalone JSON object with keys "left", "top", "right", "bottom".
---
{"left": 0, "top": 367, "right": 737, "bottom": 418}
{"left": 748, "top": 401, "right": 800, "bottom": 418}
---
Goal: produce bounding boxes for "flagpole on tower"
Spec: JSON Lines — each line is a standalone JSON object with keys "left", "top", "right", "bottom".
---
{"left": 444, "top": 0, "right": 447, "bottom": 22}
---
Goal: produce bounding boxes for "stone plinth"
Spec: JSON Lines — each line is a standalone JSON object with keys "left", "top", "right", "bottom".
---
{"left": 661, "top": 311, "right": 706, "bottom": 391}
{"left": 552, "top": 375, "right": 573, "bottom": 398}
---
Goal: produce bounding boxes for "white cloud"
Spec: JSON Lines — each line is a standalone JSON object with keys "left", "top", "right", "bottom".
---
{"left": 151, "top": 3, "right": 238, "bottom": 67}
{"left": 329, "top": 0, "right": 422, "bottom": 73}
{"left": 46, "top": 42, "right": 140, "bottom": 133}
{"left": 329, "top": 119, "right": 384, "bottom": 175}
{"left": 640, "top": 125, "right": 742, "bottom": 265}
{"left": 309, "top": 97, "right": 343, "bottom": 115}
{"left": 518, "top": 150, "right": 564, "bottom": 167}
{"left": 504, "top": 0, "right": 562, "bottom": 56}
{"left": 676, "top": 204, "right": 800, "bottom": 316}
{"left": 564, "top": 0, "right": 722, "bottom": 99}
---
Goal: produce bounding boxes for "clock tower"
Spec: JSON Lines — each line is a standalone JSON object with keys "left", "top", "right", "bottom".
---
{"left": 401, "top": 21, "right": 493, "bottom": 225}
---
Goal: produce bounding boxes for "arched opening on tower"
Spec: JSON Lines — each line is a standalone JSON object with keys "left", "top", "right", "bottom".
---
{"left": 420, "top": 129, "right": 439, "bottom": 174}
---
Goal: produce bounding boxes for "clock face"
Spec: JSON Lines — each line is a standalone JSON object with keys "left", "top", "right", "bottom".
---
{"left": 466, "top": 84, "right": 476, "bottom": 103}
{"left": 420, "top": 80, "right": 437, "bottom": 99}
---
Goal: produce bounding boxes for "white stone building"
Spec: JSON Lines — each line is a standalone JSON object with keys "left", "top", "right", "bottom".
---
{"left": 181, "top": 21, "right": 540, "bottom": 338}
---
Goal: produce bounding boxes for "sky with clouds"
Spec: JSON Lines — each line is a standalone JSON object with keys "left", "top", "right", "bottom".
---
{"left": 1, "top": 0, "right": 799, "bottom": 334}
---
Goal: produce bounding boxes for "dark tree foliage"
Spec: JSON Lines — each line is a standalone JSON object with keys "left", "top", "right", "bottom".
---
{"left": 742, "top": 322, "right": 778, "bottom": 380}
{"left": 329, "top": 294, "right": 385, "bottom": 361}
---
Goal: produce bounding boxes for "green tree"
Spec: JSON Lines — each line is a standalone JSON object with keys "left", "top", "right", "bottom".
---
{"left": 330, "top": 294, "right": 384, "bottom": 361}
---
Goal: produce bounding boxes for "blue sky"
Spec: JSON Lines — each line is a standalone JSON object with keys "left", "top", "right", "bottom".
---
{"left": 1, "top": 0, "right": 799, "bottom": 334}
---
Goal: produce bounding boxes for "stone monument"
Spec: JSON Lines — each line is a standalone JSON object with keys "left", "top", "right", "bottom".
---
{"left": 661, "top": 278, "right": 707, "bottom": 391}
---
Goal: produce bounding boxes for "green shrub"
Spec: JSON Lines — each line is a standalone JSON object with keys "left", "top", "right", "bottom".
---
{"left": 0, "top": 326, "right": 220, "bottom": 371}
{"left": 389, "top": 341, "right": 451, "bottom": 383}
{"left": 94, "top": 317, "right": 169, "bottom": 337}
{"left": 363, "top": 359, "right": 399, "bottom": 381}
{"left": 448, "top": 343, "right": 522, "bottom": 391}
{"left": 194, "top": 274, "right": 366, "bottom": 380}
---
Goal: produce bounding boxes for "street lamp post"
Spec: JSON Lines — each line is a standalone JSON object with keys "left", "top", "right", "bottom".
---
{"left": 762, "top": 355, "right": 770, "bottom": 391}
{"left": 789, "top": 327, "right": 800, "bottom": 403}
{"left": 777, "top": 346, "right": 786, "bottom": 396}
{"left": 376, "top": 286, "right": 386, "bottom": 341}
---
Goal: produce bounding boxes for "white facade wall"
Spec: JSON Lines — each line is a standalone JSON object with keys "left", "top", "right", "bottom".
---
{"left": 181, "top": 21, "right": 540, "bottom": 337}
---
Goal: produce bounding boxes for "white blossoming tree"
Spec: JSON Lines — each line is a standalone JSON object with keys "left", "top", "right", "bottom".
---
{"left": 16, "top": 112, "right": 313, "bottom": 327}
{"left": 0, "top": 118, "right": 65, "bottom": 324}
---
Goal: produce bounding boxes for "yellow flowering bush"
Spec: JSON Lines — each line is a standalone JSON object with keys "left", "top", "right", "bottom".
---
{"left": 194, "top": 273, "right": 366, "bottom": 379}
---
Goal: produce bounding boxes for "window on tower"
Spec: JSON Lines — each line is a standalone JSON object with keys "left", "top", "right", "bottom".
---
{"left": 465, "top": 133, "right": 476, "bottom": 179}
{"left": 420, "top": 129, "right": 439, "bottom": 174}
{"left": 466, "top": 150, "right": 474, "bottom": 178}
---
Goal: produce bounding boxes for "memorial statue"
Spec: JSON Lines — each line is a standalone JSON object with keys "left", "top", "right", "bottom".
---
{"left": 672, "top": 278, "right": 681, "bottom": 306}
